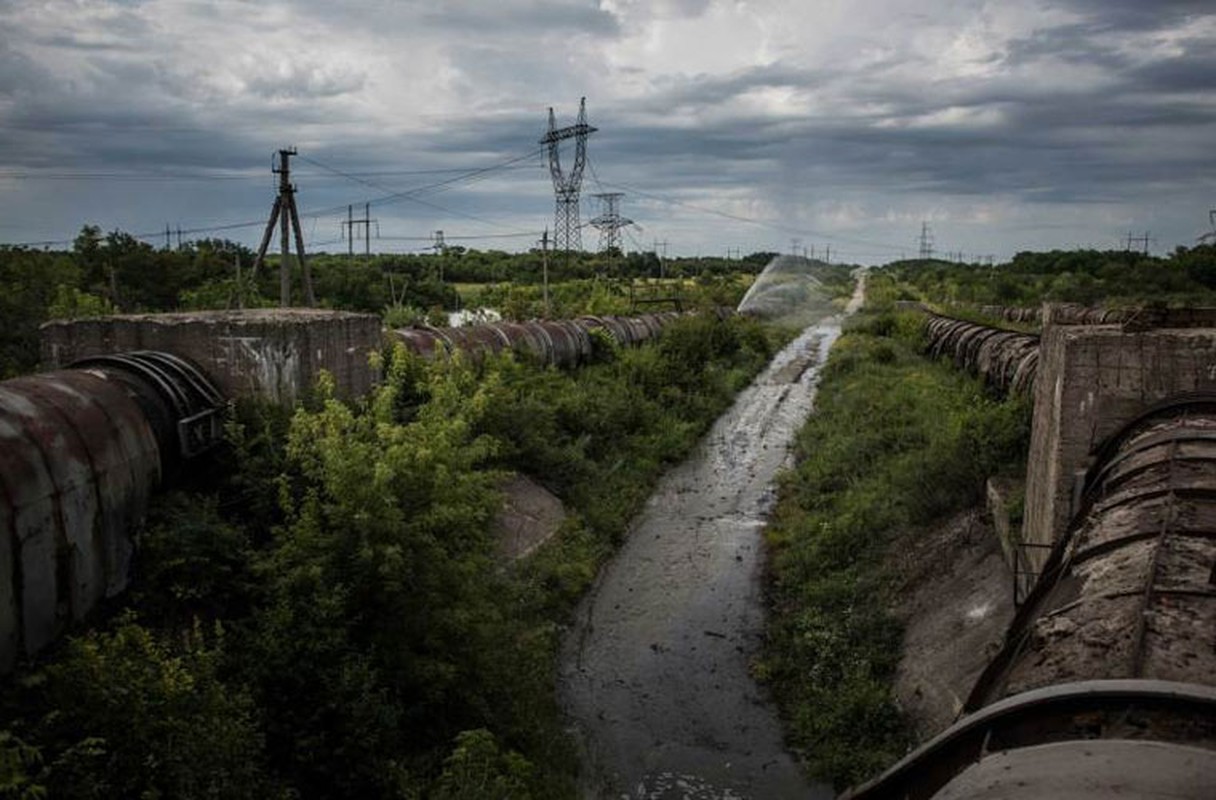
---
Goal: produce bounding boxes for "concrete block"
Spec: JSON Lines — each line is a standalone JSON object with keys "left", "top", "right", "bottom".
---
{"left": 1022, "top": 308, "right": 1216, "bottom": 569}
{"left": 985, "top": 476, "right": 1023, "bottom": 573}
{"left": 40, "top": 309, "right": 383, "bottom": 404}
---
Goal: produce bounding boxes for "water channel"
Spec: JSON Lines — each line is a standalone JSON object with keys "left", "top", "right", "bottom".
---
{"left": 558, "top": 276, "right": 866, "bottom": 799}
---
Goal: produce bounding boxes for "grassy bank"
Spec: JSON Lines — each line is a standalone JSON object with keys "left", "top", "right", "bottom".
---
{"left": 759, "top": 282, "right": 1031, "bottom": 789}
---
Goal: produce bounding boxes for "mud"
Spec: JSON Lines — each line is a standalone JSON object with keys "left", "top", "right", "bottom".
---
{"left": 558, "top": 279, "right": 865, "bottom": 799}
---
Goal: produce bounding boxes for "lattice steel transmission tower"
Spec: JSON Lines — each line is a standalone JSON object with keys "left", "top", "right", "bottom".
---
{"left": 589, "top": 192, "right": 632, "bottom": 254}
{"left": 918, "top": 222, "right": 935, "bottom": 260}
{"left": 540, "top": 97, "right": 596, "bottom": 263}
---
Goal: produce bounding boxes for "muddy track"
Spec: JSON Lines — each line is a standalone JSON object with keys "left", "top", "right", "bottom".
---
{"left": 558, "top": 279, "right": 865, "bottom": 799}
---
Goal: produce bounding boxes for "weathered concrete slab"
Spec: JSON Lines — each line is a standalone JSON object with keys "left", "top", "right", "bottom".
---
{"left": 40, "top": 308, "right": 382, "bottom": 404}
{"left": 891, "top": 509, "right": 1015, "bottom": 740}
{"left": 493, "top": 474, "right": 565, "bottom": 561}
{"left": 985, "top": 476, "right": 1023, "bottom": 573}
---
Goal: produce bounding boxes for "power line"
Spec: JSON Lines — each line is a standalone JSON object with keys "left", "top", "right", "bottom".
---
{"left": 0, "top": 163, "right": 540, "bottom": 183}
{"left": 5, "top": 148, "right": 547, "bottom": 249}
{"left": 295, "top": 149, "right": 543, "bottom": 234}
{"left": 593, "top": 176, "right": 908, "bottom": 254}
{"left": 297, "top": 148, "right": 543, "bottom": 216}
{"left": 0, "top": 171, "right": 265, "bottom": 182}
{"left": 377, "top": 231, "right": 541, "bottom": 241}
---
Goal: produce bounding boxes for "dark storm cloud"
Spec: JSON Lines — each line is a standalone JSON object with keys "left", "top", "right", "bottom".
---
{"left": 244, "top": 66, "right": 367, "bottom": 101}
{"left": 1, "top": 0, "right": 1214, "bottom": 257}
{"left": 577, "top": 2, "right": 1216, "bottom": 215}
{"left": 1001, "top": 23, "right": 1131, "bottom": 70}
{"left": 1049, "top": 0, "right": 1213, "bottom": 31}
{"left": 1129, "top": 45, "right": 1216, "bottom": 93}
{"left": 0, "top": 40, "right": 52, "bottom": 95}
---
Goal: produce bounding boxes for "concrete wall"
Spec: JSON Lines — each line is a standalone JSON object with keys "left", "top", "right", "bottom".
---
{"left": 40, "top": 309, "right": 383, "bottom": 404}
{"left": 1022, "top": 306, "right": 1216, "bottom": 572}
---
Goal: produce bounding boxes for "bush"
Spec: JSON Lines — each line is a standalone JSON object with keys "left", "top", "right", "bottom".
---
{"left": 0, "top": 311, "right": 784, "bottom": 799}
{"left": 24, "top": 619, "right": 269, "bottom": 799}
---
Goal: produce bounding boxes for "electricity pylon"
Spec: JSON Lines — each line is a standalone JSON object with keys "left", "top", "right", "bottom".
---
{"left": 918, "top": 222, "right": 935, "bottom": 260}
{"left": 540, "top": 97, "right": 596, "bottom": 267}
{"left": 589, "top": 192, "right": 632, "bottom": 254}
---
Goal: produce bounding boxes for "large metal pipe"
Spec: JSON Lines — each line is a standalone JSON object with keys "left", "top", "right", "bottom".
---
{"left": 967, "top": 394, "right": 1216, "bottom": 708}
{"left": 844, "top": 395, "right": 1216, "bottom": 799}
{"left": 924, "top": 312, "right": 1040, "bottom": 395}
{"left": 0, "top": 352, "right": 224, "bottom": 671}
{"left": 390, "top": 310, "right": 690, "bottom": 368}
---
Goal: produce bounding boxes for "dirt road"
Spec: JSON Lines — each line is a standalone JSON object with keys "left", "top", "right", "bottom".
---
{"left": 558, "top": 278, "right": 865, "bottom": 799}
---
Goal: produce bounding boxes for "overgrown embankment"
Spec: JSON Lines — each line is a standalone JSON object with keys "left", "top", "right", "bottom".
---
{"left": 0, "top": 313, "right": 784, "bottom": 799}
{"left": 759, "top": 276, "right": 1031, "bottom": 790}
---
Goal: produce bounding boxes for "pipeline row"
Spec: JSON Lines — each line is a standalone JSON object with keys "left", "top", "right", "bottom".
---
{"left": 846, "top": 395, "right": 1216, "bottom": 799}
{"left": 974, "top": 304, "right": 1133, "bottom": 325}
{"left": 392, "top": 309, "right": 713, "bottom": 367}
{"left": 924, "top": 312, "right": 1040, "bottom": 395}
{"left": 966, "top": 304, "right": 1137, "bottom": 326}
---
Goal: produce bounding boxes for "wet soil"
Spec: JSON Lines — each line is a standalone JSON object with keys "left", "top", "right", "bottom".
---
{"left": 558, "top": 280, "right": 865, "bottom": 799}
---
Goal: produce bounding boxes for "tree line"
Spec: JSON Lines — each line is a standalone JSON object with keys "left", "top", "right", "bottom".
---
{"left": 886, "top": 245, "right": 1216, "bottom": 309}
{"left": 0, "top": 224, "right": 783, "bottom": 378}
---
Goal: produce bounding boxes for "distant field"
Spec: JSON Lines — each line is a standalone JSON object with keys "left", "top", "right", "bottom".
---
{"left": 451, "top": 282, "right": 491, "bottom": 299}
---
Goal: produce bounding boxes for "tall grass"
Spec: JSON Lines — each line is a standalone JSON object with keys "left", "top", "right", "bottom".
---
{"left": 760, "top": 302, "right": 1030, "bottom": 789}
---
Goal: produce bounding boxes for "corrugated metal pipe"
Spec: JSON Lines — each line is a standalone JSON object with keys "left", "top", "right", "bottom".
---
{"left": 923, "top": 312, "right": 1040, "bottom": 395}
{"left": 0, "top": 351, "right": 224, "bottom": 671}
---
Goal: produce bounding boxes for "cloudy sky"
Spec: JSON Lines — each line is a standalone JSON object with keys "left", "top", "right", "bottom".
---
{"left": 0, "top": 0, "right": 1213, "bottom": 263}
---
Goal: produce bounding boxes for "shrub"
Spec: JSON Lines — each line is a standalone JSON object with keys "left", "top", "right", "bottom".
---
{"left": 30, "top": 619, "right": 269, "bottom": 799}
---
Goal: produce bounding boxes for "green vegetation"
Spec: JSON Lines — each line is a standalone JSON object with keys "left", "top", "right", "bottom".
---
{"left": 15, "top": 225, "right": 1208, "bottom": 795}
{"left": 0, "top": 313, "right": 782, "bottom": 799}
{"left": 760, "top": 274, "right": 1031, "bottom": 789}
{"left": 887, "top": 245, "right": 1216, "bottom": 310}
{"left": 0, "top": 225, "right": 787, "bottom": 378}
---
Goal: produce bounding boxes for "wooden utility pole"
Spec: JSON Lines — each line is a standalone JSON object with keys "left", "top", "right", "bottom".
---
{"left": 253, "top": 147, "right": 315, "bottom": 307}
{"left": 235, "top": 253, "right": 244, "bottom": 310}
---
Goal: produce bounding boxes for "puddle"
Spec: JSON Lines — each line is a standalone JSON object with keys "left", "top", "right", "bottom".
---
{"left": 558, "top": 279, "right": 865, "bottom": 798}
